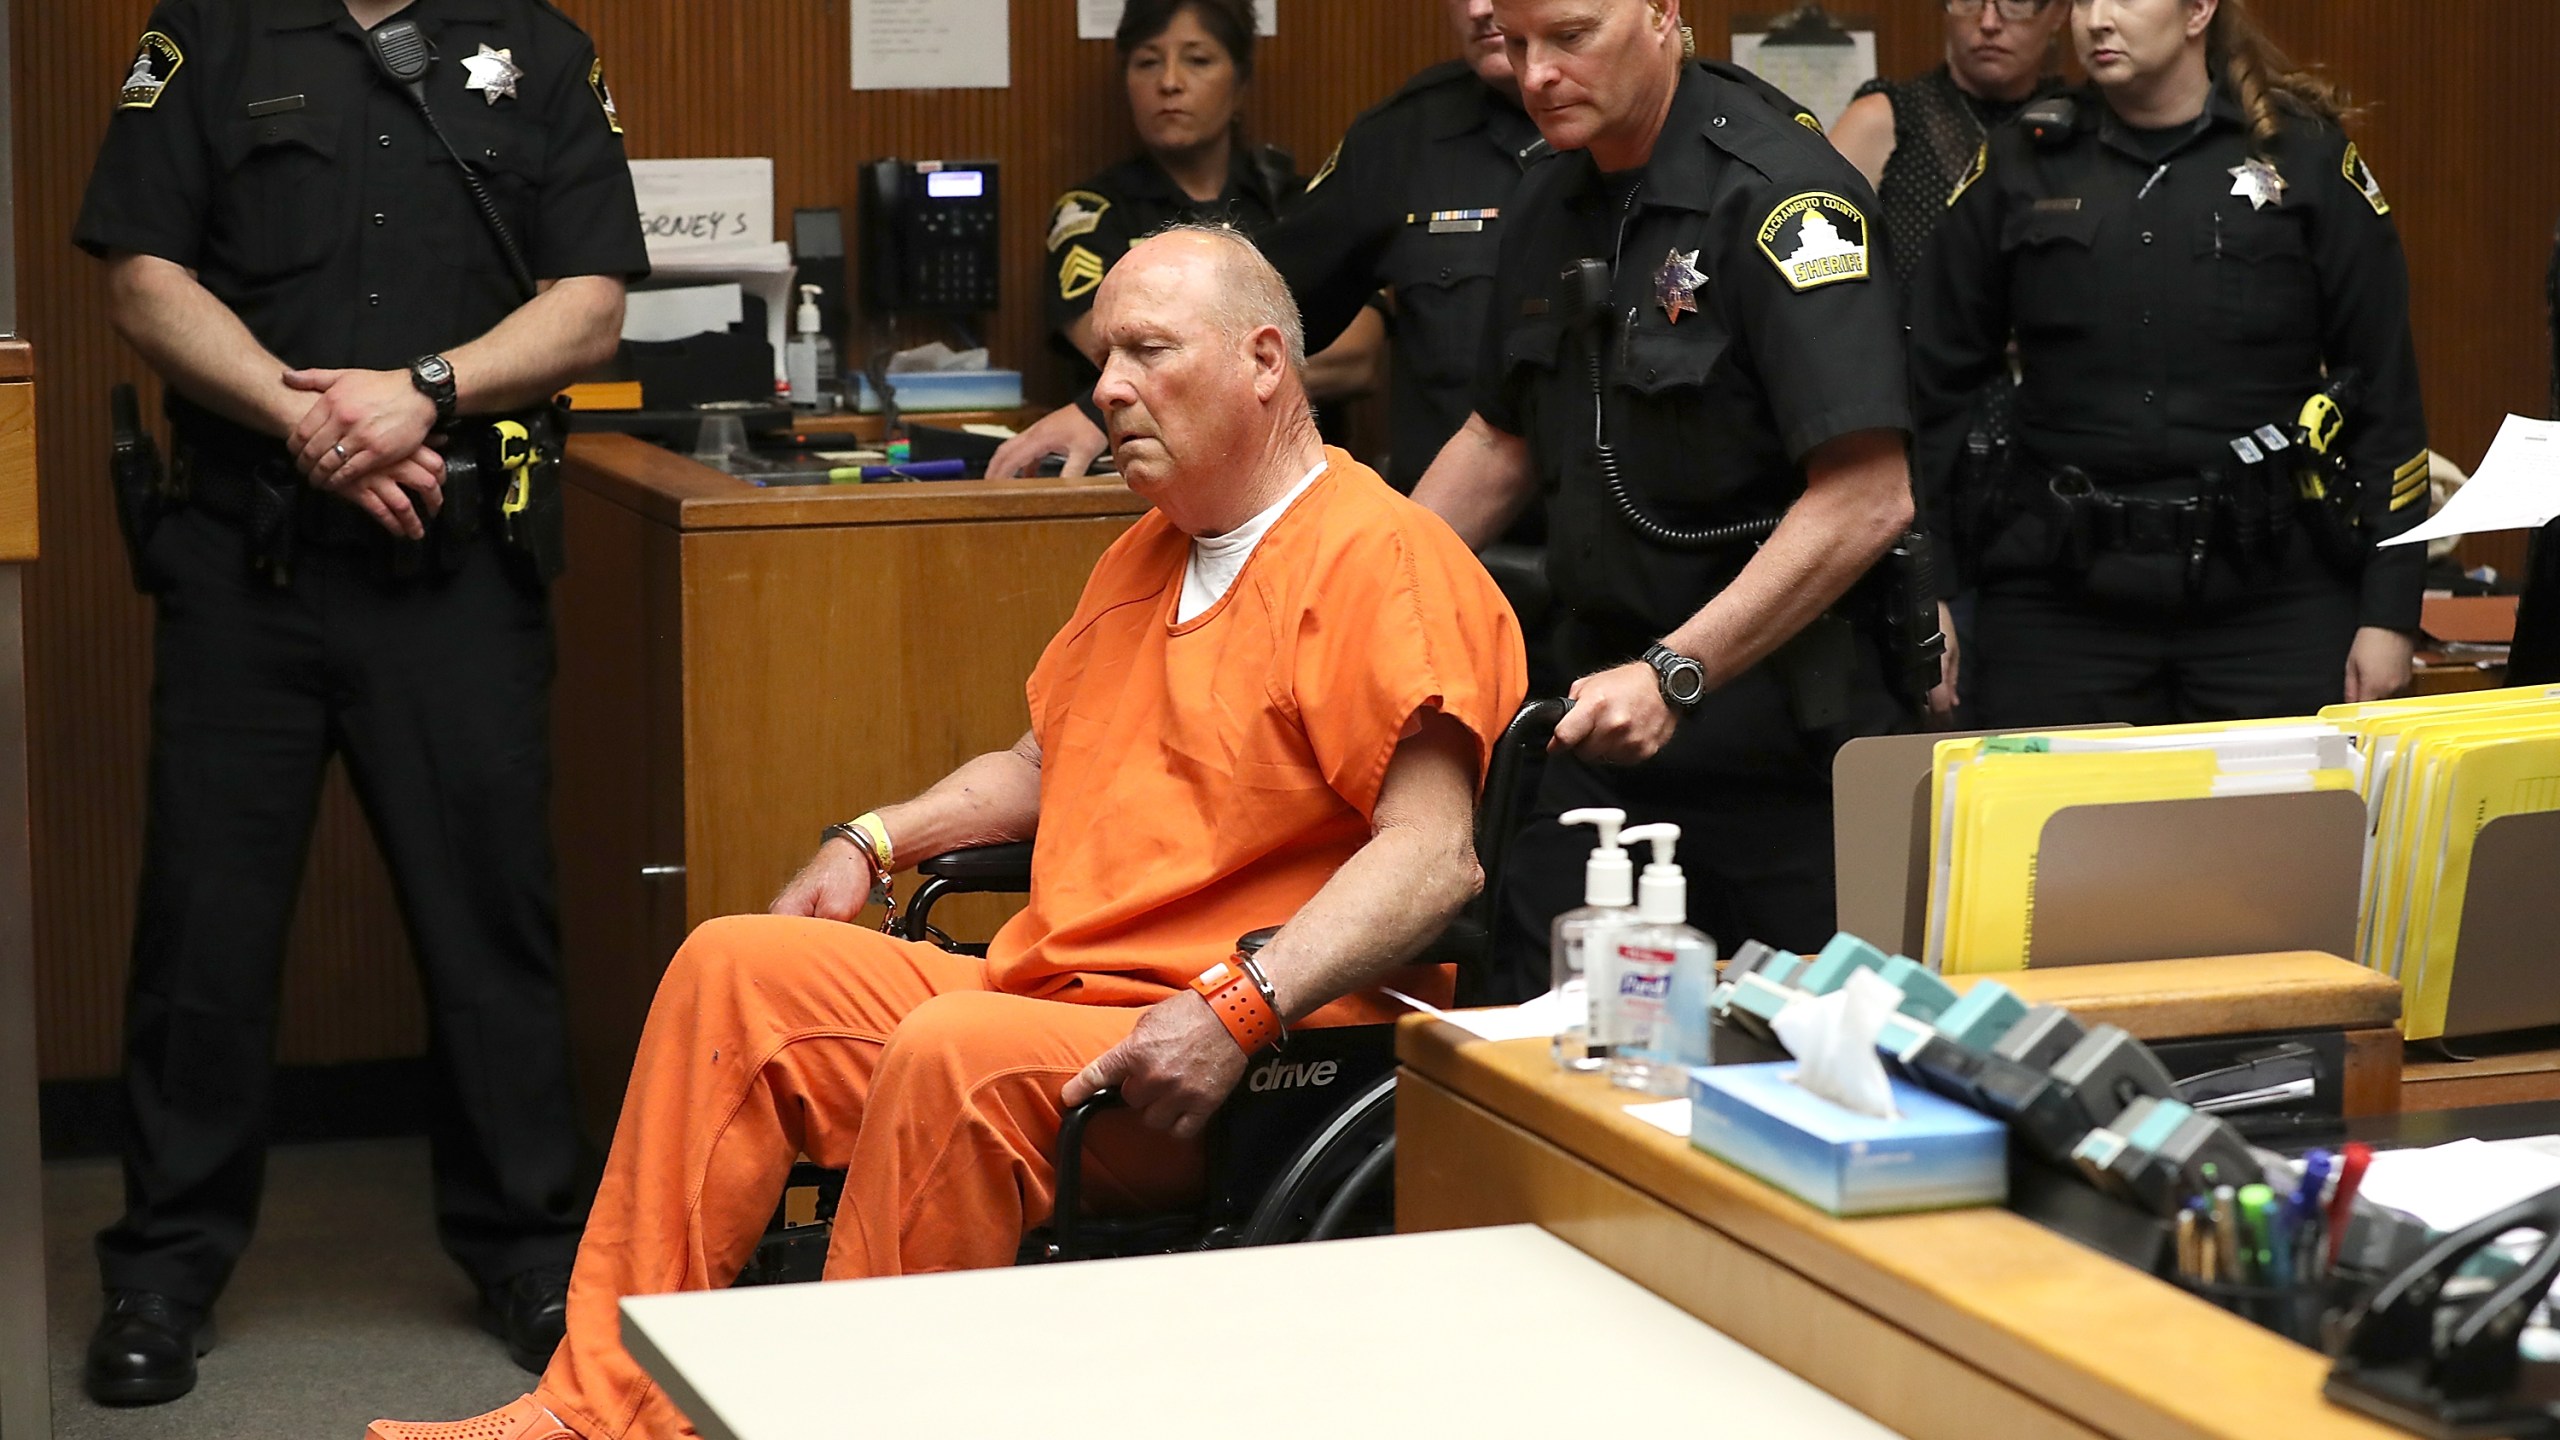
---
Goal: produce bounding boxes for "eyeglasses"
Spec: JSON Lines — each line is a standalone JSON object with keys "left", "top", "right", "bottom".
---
{"left": 1943, "top": 0, "right": 2054, "bottom": 19}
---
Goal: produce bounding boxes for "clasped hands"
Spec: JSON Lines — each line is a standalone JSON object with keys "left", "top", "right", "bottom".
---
{"left": 282, "top": 366, "right": 445, "bottom": 539}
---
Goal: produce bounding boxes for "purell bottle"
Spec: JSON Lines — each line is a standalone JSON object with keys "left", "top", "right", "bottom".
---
{"left": 1606, "top": 823, "right": 1717, "bottom": 1097}
{"left": 1550, "top": 808, "right": 1633, "bottom": 1072}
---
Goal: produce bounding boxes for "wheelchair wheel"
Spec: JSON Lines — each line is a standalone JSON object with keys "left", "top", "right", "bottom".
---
{"left": 1236, "top": 1070, "right": 1398, "bottom": 1247}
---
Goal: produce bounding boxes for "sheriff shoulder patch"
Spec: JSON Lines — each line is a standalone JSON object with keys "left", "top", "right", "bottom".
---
{"left": 119, "top": 30, "right": 183, "bottom": 111}
{"left": 1756, "top": 191, "right": 1869, "bottom": 291}
{"left": 1046, "top": 191, "right": 1110, "bottom": 252}
{"left": 1058, "top": 244, "right": 1106, "bottom": 302}
{"left": 589, "top": 58, "right": 623, "bottom": 135}
{"left": 2341, "top": 142, "right": 2388, "bottom": 216}
{"left": 1947, "top": 142, "right": 1987, "bottom": 208}
{"left": 1305, "top": 141, "right": 1342, "bottom": 191}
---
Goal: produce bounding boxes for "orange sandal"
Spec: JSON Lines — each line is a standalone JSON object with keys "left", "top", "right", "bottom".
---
{"left": 365, "top": 1396, "right": 577, "bottom": 1440}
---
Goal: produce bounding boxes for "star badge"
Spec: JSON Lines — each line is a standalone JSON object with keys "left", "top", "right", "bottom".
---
{"left": 2228, "top": 157, "right": 2286, "bottom": 211}
{"left": 1655, "top": 247, "right": 1706, "bottom": 325}
{"left": 462, "top": 44, "right": 522, "bottom": 105}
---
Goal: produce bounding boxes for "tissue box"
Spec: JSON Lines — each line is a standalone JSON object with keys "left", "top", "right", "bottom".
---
{"left": 1689, "top": 1062, "right": 2008, "bottom": 1216}
{"left": 851, "top": 370, "right": 1023, "bottom": 413}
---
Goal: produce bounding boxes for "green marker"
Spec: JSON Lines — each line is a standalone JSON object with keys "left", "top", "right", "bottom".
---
{"left": 2237, "top": 1183, "right": 2277, "bottom": 1284}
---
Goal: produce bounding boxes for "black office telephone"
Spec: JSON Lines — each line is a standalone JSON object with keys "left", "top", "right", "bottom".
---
{"left": 857, "top": 158, "right": 1001, "bottom": 317}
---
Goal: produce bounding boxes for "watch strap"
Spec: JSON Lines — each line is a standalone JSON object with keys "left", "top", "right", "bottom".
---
{"left": 1642, "top": 643, "right": 1707, "bottom": 710}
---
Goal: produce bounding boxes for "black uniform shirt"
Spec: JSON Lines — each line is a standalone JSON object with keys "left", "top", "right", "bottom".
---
{"left": 75, "top": 0, "right": 647, "bottom": 449}
{"left": 1258, "top": 61, "right": 1548, "bottom": 486}
{"left": 1476, "top": 61, "right": 1911, "bottom": 642}
{"left": 1909, "top": 83, "right": 2427, "bottom": 629}
{"left": 1043, "top": 144, "right": 1297, "bottom": 382}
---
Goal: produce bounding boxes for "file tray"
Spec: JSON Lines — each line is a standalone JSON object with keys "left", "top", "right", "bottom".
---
{"left": 2021, "top": 789, "right": 2365, "bottom": 969}
{"left": 1833, "top": 726, "right": 2124, "bottom": 958}
{"left": 2437, "top": 810, "right": 2560, "bottom": 1041}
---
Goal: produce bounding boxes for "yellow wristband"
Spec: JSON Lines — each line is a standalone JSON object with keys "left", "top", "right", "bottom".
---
{"left": 846, "top": 812, "right": 895, "bottom": 873}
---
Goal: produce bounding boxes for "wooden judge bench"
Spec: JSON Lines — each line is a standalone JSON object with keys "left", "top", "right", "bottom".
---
{"left": 549, "top": 433, "right": 1148, "bottom": 1136}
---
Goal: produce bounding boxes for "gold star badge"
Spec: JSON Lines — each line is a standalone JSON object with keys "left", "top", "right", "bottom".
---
{"left": 2228, "top": 158, "right": 2286, "bottom": 211}
{"left": 463, "top": 44, "right": 522, "bottom": 105}
{"left": 1655, "top": 248, "right": 1706, "bottom": 325}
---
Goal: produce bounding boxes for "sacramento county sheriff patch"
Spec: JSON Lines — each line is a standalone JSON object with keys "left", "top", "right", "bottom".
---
{"left": 1756, "top": 192, "right": 1869, "bottom": 291}
{"left": 118, "top": 30, "right": 183, "bottom": 110}
{"left": 2341, "top": 142, "right": 2389, "bottom": 216}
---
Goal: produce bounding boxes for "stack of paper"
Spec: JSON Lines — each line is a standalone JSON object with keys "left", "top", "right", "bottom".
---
{"left": 627, "top": 158, "right": 795, "bottom": 387}
{"left": 2319, "top": 684, "right": 2560, "bottom": 1037}
{"left": 1924, "top": 723, "right": 2359, "bottom": 974}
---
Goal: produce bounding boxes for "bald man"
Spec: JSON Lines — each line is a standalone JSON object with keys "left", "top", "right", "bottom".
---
{"left": 367, "top": 225, "right": 1527, "bottom": 1440}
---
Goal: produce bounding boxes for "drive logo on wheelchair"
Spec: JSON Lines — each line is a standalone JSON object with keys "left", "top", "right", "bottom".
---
{"left": 1246, "top": 1057, "right": 1340, "bottom": 1093}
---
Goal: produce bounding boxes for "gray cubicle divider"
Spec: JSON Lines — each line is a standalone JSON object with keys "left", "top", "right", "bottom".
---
{"left": 2438, "top": 809, "right": 2560, "bottom": 1039}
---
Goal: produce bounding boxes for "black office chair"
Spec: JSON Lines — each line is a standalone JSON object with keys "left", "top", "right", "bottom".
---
{"left": 736, "top": 696, "right": 1565, "bottom": 1282}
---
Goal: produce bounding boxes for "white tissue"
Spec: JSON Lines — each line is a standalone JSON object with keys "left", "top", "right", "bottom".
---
{"left": 1770, "top": 968, "right": 1902, "bottom": 1120}
{"left": 885, "top": 342, "right": 991, "bottom": 374}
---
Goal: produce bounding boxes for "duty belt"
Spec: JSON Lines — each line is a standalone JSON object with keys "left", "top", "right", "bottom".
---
{"left": 2048, "top": 469, "right": 2218, "bottom": 592}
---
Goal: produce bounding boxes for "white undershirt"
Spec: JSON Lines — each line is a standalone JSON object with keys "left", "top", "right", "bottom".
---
{"left": 1176, "top": 460, "right": 1326, "bottom": 623}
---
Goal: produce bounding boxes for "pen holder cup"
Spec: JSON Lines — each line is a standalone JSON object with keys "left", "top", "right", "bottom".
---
{"left": 2177, "top": 1276, "right": 2343, "bottom": 1351}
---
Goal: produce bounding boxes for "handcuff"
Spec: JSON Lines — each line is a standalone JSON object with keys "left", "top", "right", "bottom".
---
{"left": 822, "top": 812, "right": 898, "bottom": 930}
{"left": 1189, "top": 953, "right": 1287, "bottom": 1056}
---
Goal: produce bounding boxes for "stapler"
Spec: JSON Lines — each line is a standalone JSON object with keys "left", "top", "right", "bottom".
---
{"left": 2327, "top": 1184, "right": 2560, "bottom": 1439}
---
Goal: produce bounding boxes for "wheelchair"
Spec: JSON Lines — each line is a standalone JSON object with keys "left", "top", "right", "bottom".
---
{"left": 734, "top": 696, "right": 1565, "bottom": 1284}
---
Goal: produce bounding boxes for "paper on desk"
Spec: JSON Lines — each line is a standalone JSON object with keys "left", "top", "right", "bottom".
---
{"left": 2353, "top": 1137, "right": 2560, "bottom": 1232}
{"left": 853, "top": 0, "right": 1010, "bottom": 90}
{"left": 1077, "top": 0, "right": 1275, "bottom": 39}
{"left": 2384, "top": 415, "right": 2560, "bottom": 546}
{"left": 622, "top": 283, "right": 744, "bottom": 344}
{"left": 1383, "top": 985, "right": 1577, "bottom": 1044}
{"left": 642, "top": 240, "right": 795, "bottom": 387}
{"left": 1624, "top": 1099, "right": 1692, "bottom": 1139}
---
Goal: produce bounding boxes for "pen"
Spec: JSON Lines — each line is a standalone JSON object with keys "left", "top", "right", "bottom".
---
{"left": 2213, "top": 1184, "right": 2243, "bottom": 1282}
{"left": 2239, "top": 1184, "right": 2277, "bottom": 1286}
{"left": 2176, "top": 1207, "right": 2200, "bottom": 1281}
{"left": 835, "top": 459, "right": 968, "bottom": 481}
{"left": 2329, "top": 1142, "right": 2372, "bottom": 1267}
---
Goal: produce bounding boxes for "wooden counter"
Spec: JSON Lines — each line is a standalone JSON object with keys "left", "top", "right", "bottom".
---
{"left": 552, "top": 433, "right": 1147, "bottom": 1134}
{"left": 1396, "top": 1020, "right": 2404, "bottom": 1440}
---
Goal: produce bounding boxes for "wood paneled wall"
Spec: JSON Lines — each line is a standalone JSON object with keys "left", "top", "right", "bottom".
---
{"left": 12, "top": 1, "right": 2558, "bottom": 1080}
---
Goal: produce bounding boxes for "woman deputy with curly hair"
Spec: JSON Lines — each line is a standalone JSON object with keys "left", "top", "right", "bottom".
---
{"left": 1909, "top": 0, "right": 2427, "bottom": 725}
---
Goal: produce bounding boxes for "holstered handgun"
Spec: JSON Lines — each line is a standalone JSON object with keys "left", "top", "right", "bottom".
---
{"left": 110, "top": 384, "right": 181, "bottom": 593}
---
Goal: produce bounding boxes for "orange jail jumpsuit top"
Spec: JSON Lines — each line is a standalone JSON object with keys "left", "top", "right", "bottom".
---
{"left": 535, "top": 448, "right": 1523, "bottom": 1440}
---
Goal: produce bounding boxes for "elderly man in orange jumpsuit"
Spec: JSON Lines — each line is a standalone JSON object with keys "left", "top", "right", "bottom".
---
{"left": 368, "top": 224, "right": 1528, "bottom": 1440}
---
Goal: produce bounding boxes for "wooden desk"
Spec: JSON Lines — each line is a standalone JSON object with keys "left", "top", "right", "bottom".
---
{"left": 621, "top": 1227, "right": 1905, "bottom": 1440}
{"left": 0, "top": 339, "right": 46, "bottom": 1439}
{"left": 552, "top": 434, "right": 1146, "bottom": 1134}
{"left": 1396, "top": 1021, "right": 2406, "bottom": 1440}
{"left": 1949, "top": 952, "right": 2404, "bottom": 1117}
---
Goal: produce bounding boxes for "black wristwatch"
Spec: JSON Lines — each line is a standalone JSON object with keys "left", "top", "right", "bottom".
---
{"left": 1641, "top": 643, "right": 1708, "bottom": 713}
{"left": 408, "top": 353, "right": 458, "bottom": 427}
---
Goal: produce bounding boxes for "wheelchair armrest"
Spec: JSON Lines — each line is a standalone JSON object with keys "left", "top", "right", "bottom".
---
{"left": 1050, "top": 1085, "right": 1124, "bottom": 1261}
{"left": 917, "top": 840, "right": 1035, "bottom": 882}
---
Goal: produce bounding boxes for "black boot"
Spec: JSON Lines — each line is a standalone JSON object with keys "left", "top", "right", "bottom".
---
{"left": 479, "top": 1264, "right": 571, "bottom": 1374}
{"left": 84, "top": 1290, "right": 215, "bottom": 1406}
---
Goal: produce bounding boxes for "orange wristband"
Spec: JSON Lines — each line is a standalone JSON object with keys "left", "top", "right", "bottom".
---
{"left": 1190, "top": 956, "right": 1285, "bottom": 1055}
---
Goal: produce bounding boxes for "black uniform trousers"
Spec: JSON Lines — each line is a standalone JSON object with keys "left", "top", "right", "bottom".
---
{"left": 100, "top": 498, "right": 588, "bottom": 1309}
{"left": 1971, "top": 541, "right": 2360, "bottom": 728}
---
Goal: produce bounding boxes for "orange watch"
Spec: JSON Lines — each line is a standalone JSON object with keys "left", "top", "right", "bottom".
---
{"left": 1190, "top": 955, "right": 1286, "bottom": 1055}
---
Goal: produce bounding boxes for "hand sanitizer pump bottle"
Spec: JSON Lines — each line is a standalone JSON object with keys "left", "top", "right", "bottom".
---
{"left": 1550, "top": 808, "right": 1632, "bottom": 1072}
{"left": 787, "top": 284, "right": 824, "bottom": 406}
{"left": 1606, "top": 824, "right": 1717, "bottom": 1096}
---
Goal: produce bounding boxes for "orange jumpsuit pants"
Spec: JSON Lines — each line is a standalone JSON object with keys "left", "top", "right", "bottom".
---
{"left": 534, "top": 915, "right": 1201, "bottom": 1440}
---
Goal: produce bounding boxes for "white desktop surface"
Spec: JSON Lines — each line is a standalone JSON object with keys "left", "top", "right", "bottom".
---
{"left": 620, "top": 1224, "right": 1904, "bottom": 1439}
